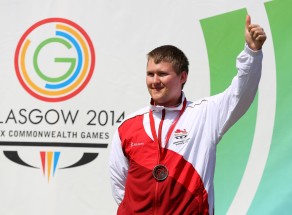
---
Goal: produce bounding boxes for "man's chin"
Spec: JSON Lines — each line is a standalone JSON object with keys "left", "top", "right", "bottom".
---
{"left": 152, "top": 98, "right": 165, "bottom": 106}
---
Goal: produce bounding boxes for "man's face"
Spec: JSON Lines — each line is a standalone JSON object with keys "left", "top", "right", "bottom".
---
{"left": 146, "top": 58, "right": 187, "bottom": 107}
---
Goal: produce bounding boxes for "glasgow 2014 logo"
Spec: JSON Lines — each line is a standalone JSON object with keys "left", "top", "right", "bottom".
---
{"left": 3, "top": 18, "right": 104, "bottom": 182}
{"left": 14, "top": 18, "right": 95, "bottom": 102}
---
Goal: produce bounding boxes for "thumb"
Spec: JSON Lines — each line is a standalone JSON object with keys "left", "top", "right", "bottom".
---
{"left": 246, "top": 14, "right": 251, "bottom": 30}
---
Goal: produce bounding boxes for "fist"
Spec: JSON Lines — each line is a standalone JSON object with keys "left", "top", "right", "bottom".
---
{"left": 245, "top": 15, "right": 267, "bottom": 51}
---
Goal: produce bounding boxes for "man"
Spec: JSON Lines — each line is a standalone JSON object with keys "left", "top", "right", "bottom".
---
{"left": 109, "top": 15, "right": 266, "bottom": 214}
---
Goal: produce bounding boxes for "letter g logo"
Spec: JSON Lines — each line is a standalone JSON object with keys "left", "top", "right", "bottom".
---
{"left": 15, "top": 18, "right": 95, "bottom": 102}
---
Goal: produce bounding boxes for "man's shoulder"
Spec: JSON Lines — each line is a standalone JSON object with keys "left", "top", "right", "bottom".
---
{"left": 188, "top": 97, "right": 210, "bottom": 108}
{"left": 119, "top": 106, "right": 149, "bottom": 126}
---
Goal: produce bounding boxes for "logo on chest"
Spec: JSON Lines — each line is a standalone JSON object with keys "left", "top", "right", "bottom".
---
{"left": 130, "top": 142, "right": 145, "bottom": 147}
{"left": 173, "top": 129, "right": 190, "bottom": 145}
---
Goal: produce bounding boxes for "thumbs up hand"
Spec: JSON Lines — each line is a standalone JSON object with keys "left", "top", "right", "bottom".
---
{"left": 245, "top": 15, "right": 267, "bottom": 51}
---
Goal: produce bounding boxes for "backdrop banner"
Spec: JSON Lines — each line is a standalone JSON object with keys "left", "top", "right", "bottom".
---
{"left": 0, "top": 0, "right": 290, "bottom": 214}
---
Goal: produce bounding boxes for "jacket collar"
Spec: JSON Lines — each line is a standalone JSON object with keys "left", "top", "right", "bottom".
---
{"left": 149, "top": 92, "right": 186, "bottom": 112}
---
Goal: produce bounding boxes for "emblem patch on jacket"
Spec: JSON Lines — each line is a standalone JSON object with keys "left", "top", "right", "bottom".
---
{"left": 173, "top": 129, "right": 190, "bottom": 145}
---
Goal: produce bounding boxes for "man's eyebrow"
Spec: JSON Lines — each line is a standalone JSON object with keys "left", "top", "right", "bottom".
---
{"left": 146, "top": 71, "right": 154, "bottom": 75}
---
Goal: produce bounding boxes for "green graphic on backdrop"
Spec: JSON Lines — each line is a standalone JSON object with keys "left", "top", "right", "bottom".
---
{"left": 201, "top": 9, "right": 258, "bottom": 215}
{"left": 249, "top": 0, "right": 292, "bottom": 214}
{"left": 202, "top": 0, "right": 292, "bottom": 214}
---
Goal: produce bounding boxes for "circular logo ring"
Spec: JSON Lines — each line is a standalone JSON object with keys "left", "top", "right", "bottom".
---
{"left": 14, "top": 18, "right": 95, "bottom": 102}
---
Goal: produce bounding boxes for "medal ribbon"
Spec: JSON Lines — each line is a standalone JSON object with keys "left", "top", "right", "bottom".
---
{"left": 149, "top": 98, "right": 187, "bottom": 156}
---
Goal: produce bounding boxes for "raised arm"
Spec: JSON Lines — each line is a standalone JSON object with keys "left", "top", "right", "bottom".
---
{"left": 216, "top": 15, "right": 266, "bottom": 137}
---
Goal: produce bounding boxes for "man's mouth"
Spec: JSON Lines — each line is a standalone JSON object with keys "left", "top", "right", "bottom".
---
{"left": 152, "top": 86, "right": 163, "bottom": 91}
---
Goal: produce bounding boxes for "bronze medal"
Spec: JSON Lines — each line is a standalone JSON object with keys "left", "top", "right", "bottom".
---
{"left": 152, "top": 164, "right": 168, "bottom": 181}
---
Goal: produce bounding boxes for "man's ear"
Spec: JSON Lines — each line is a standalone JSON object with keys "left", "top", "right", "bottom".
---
{"left": 181, "top": 71, "right": 188, "bottom": 84}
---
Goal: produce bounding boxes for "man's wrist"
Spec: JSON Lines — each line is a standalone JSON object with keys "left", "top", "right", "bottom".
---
{"left": 245, "top": 43, "right": 262, "bottom": 56}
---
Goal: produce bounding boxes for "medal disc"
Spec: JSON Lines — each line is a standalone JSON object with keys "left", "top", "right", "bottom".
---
{"left": 152, "top": 164, "right": 168, "bottom": 181}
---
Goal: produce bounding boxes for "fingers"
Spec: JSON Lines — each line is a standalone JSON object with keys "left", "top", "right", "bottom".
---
{"left": 246, "top": 14, "right": 251, "bottom": 30}
{"left": 245, "top": 14, "right": 267, "bottom": 50}
{"left": 249, "top": 25, "right": 266, "bottom": 41}
{"left": 246, "top": 15, "right": 264, "bottom": 39}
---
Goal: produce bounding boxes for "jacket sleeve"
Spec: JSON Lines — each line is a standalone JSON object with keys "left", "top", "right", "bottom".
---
{"left": 109, "top": 129, "right": 129, "bottom": 205}
{"left": 215, "top": 44, "right": 263, "bottom": 138}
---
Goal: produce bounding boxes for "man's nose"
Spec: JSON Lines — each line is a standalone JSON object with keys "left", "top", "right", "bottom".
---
{"left": 153, "top": 74, "right": 160, "bottom": 83}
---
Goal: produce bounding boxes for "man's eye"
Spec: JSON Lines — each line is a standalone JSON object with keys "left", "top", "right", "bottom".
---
{"left": 159, "top": 73, "right": 167, "bottom": 77}
{"left": 147, "top": 73, "right": 154, "bottom": 77}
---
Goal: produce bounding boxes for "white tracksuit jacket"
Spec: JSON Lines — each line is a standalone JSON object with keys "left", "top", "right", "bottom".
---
{"left": 109, "top": 45, "right": 263, "bottom": 215}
